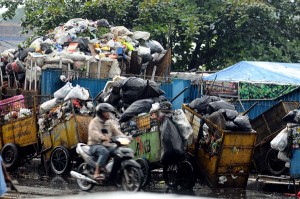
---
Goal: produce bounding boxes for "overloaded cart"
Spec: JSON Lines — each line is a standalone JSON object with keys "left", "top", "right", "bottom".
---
{"left": 0, "top": 83, "right": 95, "bottom": 175}
{"left": 37, "top": 83, "right": 94, "bottom": 174}
{"left": 123, "top": 106, "right": 196, "bottom": 189}
{"left": 182, "top": 100, "right": 257, "bottom": 188}
{"left": 251, "top": 101, "right": 299, "bottom": 175}
{"left": 0, "top": 95, "right": 50, "bottom": 170}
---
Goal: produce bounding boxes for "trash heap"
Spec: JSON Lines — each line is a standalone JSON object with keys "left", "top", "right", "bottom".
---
{"left": 97, "top": 76, "right": 194, "bottom": 165}
{"left": 0, "top": 18, "right": 167, "bottom": 90}
{"left": 270, "top": 109, "right": 300, "bottom": 168}
{"left": 188, "top": 95, "right": 253, "bottom": 155}
{"left": 38, "top": 83, "right": 94, "bottom": 131}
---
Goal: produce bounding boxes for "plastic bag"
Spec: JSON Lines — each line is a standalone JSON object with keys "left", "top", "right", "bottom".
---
{"left": 138, "top": 46, "right": 151, "bottom": 56}
{"left": 146, "top": 40, "right": 164, "bottom": 53}
{"left": 119, "top": 99, "right": 154, "bottom": 122}
{"left": 189, "top": 95, "right": 221, "bottom": 114}
{"left": 172, "top": 109, "right": 194, "bottom": 147}
{"left": 132, "top": 31, "right": 150, "bottom": 40}
{"left": 29, "top": 38, "right": 43, "bottom": 52}
{"left": 121, "top": 77, "right": 146, "bottom": 104}
{"left": 278, "top": 151, "right": 290, "bottom": 162}
{"left": 111, "top": 26, "right": 133, "bottom": 36}
{"left": 233, "top": 115, "right": 252, "bottom": 131}
{"left": 207, "top": 100, "right": 235, "bottom": 114}
{"left": 40, "top": 98, "right": 58, "bottom": 113}
{"left": 108, "top": 60, "right": 121, "bottom": 78}
{"left": 220, "top": 109, "right": 239, "bottom": 121}
{"left": 270, "top": 127, "right": 288, "bottom": 151}
{"left": 160, "top": 116, "right": 185, "bottom": 165}
{"left": 64, "top": 85, "right": 89, "bottom": 101}
{"left": 54, "top": 82, "right": 73, "bottom": 99}
{"left": 145, "top": 80, "right": 165, "bottom": 98}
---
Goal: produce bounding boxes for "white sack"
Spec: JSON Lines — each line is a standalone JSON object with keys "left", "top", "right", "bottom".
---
{"left": 132, "top": 31, "right": 150, "bottom": 40}
{"left": 40, "top": 98, "right": 58, "bottom": 113}
{"left": 270, "top": 127, "right": 288, "bottom": 151}
{"left": 108, "top": 60, "right": 121, "bottom": 78}
{"left": 54, "top": 82, "right": 73, "bottom": 99}
{"left": 64, "top": 85, "right": 89, "bottom": 101}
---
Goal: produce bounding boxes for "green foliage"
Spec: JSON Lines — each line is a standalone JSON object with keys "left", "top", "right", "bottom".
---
{"left": 1, "top": 0, "right": 300, "bottom": 71}
{"left": 239, "top": 83, "right": 298, "bottom": 99}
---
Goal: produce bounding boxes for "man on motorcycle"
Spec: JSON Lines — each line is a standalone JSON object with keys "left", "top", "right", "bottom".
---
{"left": 88, "top": 103, "right": 125, "bottom": 180}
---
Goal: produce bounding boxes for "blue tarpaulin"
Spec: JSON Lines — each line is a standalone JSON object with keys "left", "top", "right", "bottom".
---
{"left": 203, "top": 61, "right": 300, "bottom": 85}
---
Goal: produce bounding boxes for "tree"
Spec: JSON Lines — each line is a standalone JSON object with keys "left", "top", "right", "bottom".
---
{"left": 1, "top": 0, "right": 300, "bottom": 71}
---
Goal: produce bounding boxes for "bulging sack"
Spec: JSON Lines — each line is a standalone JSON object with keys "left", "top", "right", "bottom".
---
{"left": 40, "top": 98, "right": 58, "bottom": 113}
{"left": 64, "top": 85, "right": 89, "bottom": 101}
{"left": 270, "top": 127, "right": 288, "bottom": 151}
{"left": 54, "top": 82, "right": 73, "bottom": 99}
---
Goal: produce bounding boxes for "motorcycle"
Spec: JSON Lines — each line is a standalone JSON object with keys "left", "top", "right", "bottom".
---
{"left": 70, "top": 136, "right": 143, "bottom": 192}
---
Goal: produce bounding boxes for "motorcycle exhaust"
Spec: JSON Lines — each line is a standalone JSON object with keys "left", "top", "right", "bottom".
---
{"left": 70, "top": 171, "right": 97, "bottom": 184}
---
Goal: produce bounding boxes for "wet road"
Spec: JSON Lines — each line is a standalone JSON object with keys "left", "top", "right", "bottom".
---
{"left": 2, "top": 160, "right": 298, "bottom": 199}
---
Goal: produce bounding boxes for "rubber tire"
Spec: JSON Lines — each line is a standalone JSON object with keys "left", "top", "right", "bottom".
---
{"left": 50, "top": 146, "right": 70, "bottom": 175}
{"left": 121, "top": 166, "right": 142, "bottom": 192}
{"left": 136, "top": 158, "right": 150, "bottom": 188}
{"left": 1, "top": 143, "right": 19, "bottom": 171}
{"left": 178, "top": 161, "right": 196, "bottom": 188}
{"left": 265, "top": 148, "right": 287, "bottom": 176}
{"left": 76, "top": 163, "right": 94, "bottom": 191}
{"left": 163, "top": 163, "right": 179, "bottom": 188}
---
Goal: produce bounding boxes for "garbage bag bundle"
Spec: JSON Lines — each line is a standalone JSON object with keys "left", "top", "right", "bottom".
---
{"left": 205, "top": 110, "right": 226, "bottom": 134}
{"left": 172, "top": 109, "right": 194, "bottom": 146}
{"left": 219, "top": 109, "right": 239, "bottom": 121}
{"left": 225, "top": 121, "right": 239, "bottom": 131}
{"left": 160, "top": 116, "right": 185, "bottom": 165}
{"left": 120, "top": 77, "right": 165, "bottom": 104}
{"left": 270, "top": 127, "right": 288, "bottom": 151}
{"left": 233, "top": 115, "right": 252, "bottom": 131}
{"left": 119, "top": 99, "right": 154, "bottom": 122}
{"left": 207, "top": 100, "right": 235, "bottom": 115}
{"left": 189, "top": 95, "right": 221, "bottom": 114}
{"left": 121, "top": 77, "right": 146, "bottom": 104}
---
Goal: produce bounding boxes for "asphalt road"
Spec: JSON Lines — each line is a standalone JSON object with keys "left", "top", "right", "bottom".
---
{"left": 1, "top": 160, "right": 299, "bottom": 199}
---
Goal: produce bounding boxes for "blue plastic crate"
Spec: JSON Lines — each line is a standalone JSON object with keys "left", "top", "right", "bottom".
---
{"left": 290, "top": 149, "right": 300, "bottom": 178}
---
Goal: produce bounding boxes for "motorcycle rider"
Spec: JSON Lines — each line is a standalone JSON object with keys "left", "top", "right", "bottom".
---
{"left": 88, "top": 103, "right": 125, "bottom": 181}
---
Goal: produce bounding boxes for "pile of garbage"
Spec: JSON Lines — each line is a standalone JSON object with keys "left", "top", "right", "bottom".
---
{"left": 97, "top": 76, "right": 193, "bottom": 165}
{"left": 38, "top": 83, "right": 94, "bottom": 131}
{"left": 188, "top": 95, "right": 253, "bottom": 155}
{"left": 0, "top": 18, "right": 167, "bottom": 89}
{"left": 270, "top": 109, "right": 300, "bottom": 168}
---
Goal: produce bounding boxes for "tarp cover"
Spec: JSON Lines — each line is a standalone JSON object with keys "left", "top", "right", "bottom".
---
{"left": 203, "top": 61, "right": 300, "bottom": 85}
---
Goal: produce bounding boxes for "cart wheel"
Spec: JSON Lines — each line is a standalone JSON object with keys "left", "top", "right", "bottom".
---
{"left": 163, "top": 163, "right": 179, "bottom": 188}
{"left": 1, "top": 143, "right": 19, "bottom": 171}
{"left": 178, "top": 161, "right": 196, "bottom": 188}
{"left": 265, "top": 148, "right": 287, "bottom": 176}
{"left": 50, "top": 146, "right": 70, "bottom": 175}
{"left": 136, "top": 158, "right": 150, "bottom": 188}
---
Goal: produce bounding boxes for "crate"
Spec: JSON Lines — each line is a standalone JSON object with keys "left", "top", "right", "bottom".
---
{"left": 136, "top": 114, "right": 151, "bottom": 130}
{"left": 182, "top": 104, "right": 257, "bottom": 188}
